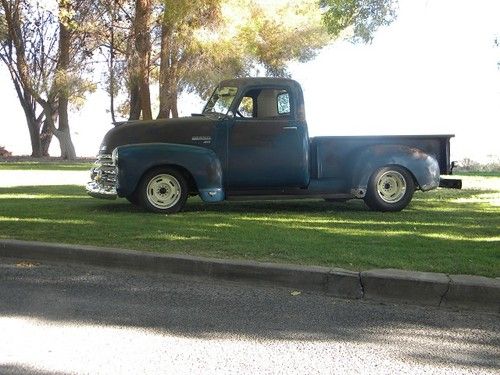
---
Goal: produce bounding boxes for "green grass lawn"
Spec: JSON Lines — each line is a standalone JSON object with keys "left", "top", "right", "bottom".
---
{"left": 455, "top": 171, "right": 500, "bottom": 177}
{"left": 0, "top": 177, "right": 498, "bottom": 277}
{"left": 0, "top": 162, "right": 92, "bottom": 171}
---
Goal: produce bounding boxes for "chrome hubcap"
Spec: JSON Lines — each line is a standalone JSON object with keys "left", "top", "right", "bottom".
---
{"left": 376, "top": 171, "right": 406, "bottom": 203}
{"left": 146, "top": 174, "right": 181, "bottom": 209}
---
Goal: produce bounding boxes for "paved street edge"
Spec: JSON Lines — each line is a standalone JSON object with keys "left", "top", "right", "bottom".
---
{"left": 0, "top": 239, "right": 498, "bottom": 313}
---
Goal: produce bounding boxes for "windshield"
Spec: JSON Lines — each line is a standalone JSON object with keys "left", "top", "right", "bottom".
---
{"left": 203, "top": 86, "right": 238, "bottom": 115}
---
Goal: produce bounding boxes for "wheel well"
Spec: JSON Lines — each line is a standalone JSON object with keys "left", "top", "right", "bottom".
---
{"left": 136, "top": 164, "right": 199, "bottom": 195}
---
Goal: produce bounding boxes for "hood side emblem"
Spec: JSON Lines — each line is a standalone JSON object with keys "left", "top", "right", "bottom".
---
{"left": 192, "top": 136, "right": 212, "bottom": 144}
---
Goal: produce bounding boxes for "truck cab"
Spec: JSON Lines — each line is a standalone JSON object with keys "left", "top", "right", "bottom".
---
{"left": 208, "top": 78, "right": 310, "bottom": 189}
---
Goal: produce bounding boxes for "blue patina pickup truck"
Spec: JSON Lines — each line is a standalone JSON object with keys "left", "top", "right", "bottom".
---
{"left": 87, "top": 77, "right": 461, "bottom": 213}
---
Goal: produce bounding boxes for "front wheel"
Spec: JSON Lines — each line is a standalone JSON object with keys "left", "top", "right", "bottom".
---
{"left": 138, "top": 167, "right": 188, "bottom": 214}
{"left": 364, "top": 166, "right": 415, "bottom": 212}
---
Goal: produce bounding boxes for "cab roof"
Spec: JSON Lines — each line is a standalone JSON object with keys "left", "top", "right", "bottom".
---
{"left": 219, "top": 77, "right": 301, "bottom": 89}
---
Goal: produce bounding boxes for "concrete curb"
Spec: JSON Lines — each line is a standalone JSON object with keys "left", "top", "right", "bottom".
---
{"left": 0, "top": 239, "right": 498, "bottom": 313}
{"left": 360, "top": 269, "right": 450, "bottom": 306}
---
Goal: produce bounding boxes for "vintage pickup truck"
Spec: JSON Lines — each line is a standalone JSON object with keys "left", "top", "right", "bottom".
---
{"left": 86, "top": 77, "right": 461, "bottom": 213}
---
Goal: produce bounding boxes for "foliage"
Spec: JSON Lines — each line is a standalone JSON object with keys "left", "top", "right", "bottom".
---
{"left": 0, "top": 8, "right": 6, "bottom": 41}
{"left": 235, "top": 0, "right": 329, "bottom": 76}
{"left": 1, "top": 1, "right": 96, "bottom": 108}
{"left": 104, "top": 0, "right": 331, "bottom": 119}
{"left": 2, "top": 0, "right": 404, "bottom": 147}
{"left": 169, "top": 0, "right": 330, "bottom": 98}
{"left": 320, "top": 0, "right": 398, "bottom": 43}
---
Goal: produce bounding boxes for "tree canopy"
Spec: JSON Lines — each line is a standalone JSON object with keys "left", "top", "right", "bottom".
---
{"left": 0, "top": 0, "right": 100, "bottom": 158}
{"left": 108, "top": 0, "right": 331, "bottom": 120}
{"left": 320, "top": 0, "right": 398, "bottom": 43}
{"left": 1, "top": 0, "right": 401, "bottom": 157}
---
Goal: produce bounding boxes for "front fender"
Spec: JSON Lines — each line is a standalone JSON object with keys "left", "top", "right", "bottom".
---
{"left": 350, "top": 145, "right": 440, "bottom": 196}
{"left": 115, "top": 143, "right": 224, "bottom": 202}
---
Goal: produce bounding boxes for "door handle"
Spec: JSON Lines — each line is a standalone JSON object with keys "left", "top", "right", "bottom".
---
{"left": 282, "top": 126, "right": 297, "bottom": 130}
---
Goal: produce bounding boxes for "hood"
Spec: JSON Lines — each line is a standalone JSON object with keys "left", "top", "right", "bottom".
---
{"left": 99, "top": 116, "right": 217, "bottom": 154}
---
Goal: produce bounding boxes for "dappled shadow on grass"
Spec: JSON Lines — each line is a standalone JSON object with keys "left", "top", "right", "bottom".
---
{"left": 0, "top": 260, "right": 498, "bottom": 371}
{"left": 0, "top": 185, "right": 499, "bottom": 276}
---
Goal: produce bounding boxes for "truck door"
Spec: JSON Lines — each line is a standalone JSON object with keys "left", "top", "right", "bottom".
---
{"left": 226, "top": 87, "right": 309, "bottom": 189}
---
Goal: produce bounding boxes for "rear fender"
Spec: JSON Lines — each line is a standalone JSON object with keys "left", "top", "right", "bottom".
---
{"left": 115, "top": 143, "right": 224, "bottom": 202}
{"left": 350, "top": 145, "right": 440, "bottom": 197}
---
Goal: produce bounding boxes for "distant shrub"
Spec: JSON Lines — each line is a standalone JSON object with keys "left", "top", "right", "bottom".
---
{"left": 0, "top": 146, "right": 12, "bottom": 157}
{"left": 456, "top": 157, "right": 500, "bottom": 173}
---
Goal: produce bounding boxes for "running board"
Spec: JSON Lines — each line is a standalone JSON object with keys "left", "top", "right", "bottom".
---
{"left": 225, "top": 192, "right": 353, "bottom": 201}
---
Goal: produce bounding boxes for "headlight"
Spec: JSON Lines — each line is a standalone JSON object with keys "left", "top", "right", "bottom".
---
{"left": 111, "top": 148, "right": 119, "bottom": 165}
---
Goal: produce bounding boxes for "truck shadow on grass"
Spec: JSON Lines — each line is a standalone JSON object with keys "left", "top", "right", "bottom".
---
{"left": 94, "top": 198, "right": 370, "bottom": 214}
{"left": 183, "top": 198, "right": 370, "bottom": 214}
{"left": 92, "top": 187, "right": 499, "bottom": 215}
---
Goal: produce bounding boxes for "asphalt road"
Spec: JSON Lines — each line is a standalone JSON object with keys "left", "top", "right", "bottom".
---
{"left": 0, "top": 258, "right": 498, "bottom": 375}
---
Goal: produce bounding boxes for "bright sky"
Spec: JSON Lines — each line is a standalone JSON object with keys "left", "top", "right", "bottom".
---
{"left": 1, "top": 0, "right": 499, "bottom": 162}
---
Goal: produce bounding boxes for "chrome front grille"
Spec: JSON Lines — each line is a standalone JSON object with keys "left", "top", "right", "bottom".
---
{"left": 86, "top": 154, "right": 118, "bottom": 199}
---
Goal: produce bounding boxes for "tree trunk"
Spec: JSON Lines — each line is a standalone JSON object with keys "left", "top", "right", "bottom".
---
{"left": 58, "top": 96, "right": 76, "bottom": 160}
{"left": 158, "top": 21, "right": 171, "bottom": 119}
{"left": 109, "top": 2, "right": 116, "bottom": 124}
{"left": 129, "top": 79, "right": 142, "bottom": 120}
{"left": 158, "top": 77, "right": 179, "bottom": 119}
{"left": 133, "top": 0, "right": 152, "bottom": 120}
{"left": 40, "top": 119, "right": 53, "bottom": 156}
{"left": 157, "top": 20, "right": 179, "bottom": 119}
{"left": 26, "top": 117, "right": 42, "bottom": 158}
{"left": 171, "top": 91, "right": 178, "bottom": 118}
{"left": 15, "top": 86, "right": 42, "bottom": 157}
{"left": 52, "top": 1, "right": 76, "bottom": 160}
{"left": 1, "top": 27, "right": 44, "bottom": 156}
{"left": 137, "top": 54, "right": 152, "bottom": 120}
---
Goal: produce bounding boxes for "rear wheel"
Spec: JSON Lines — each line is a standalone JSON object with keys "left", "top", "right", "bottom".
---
{"left": 138, "top": 167, "right": 188, "bottom": 214}
{"left": 364, "top": 166, "right": 415, "bottom": 212}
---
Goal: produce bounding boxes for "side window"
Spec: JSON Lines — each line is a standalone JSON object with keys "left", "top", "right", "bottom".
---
{"left": 277, "top": 91, "right": 290, "bottom": 115}
{"left": 237, "top": 96, "right": 254, "bottom": 118}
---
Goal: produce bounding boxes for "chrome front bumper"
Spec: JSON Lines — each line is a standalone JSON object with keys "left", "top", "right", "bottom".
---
{"left": 86, "top": 154, "right": 118, "bottom": 199}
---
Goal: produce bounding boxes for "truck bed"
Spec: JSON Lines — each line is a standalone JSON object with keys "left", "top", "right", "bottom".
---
{"left": 309, "top": 135, "right": 454, "bottom": 180}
